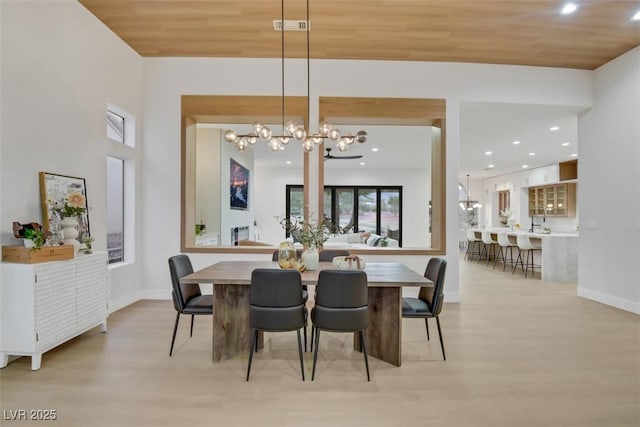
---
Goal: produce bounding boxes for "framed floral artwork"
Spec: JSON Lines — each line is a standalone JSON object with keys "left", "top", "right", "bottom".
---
{"left": 39, "top": 171, "right": 90, "bottom": 242}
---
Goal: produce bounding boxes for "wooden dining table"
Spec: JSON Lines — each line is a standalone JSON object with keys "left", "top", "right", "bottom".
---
{"left": 181, "top": 261, "right": 432, "bottom": 367}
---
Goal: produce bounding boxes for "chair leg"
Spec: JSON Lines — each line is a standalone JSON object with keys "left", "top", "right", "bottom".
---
{"left": 190, "top": 314, "right": 195, "bottom": 337}
{"left": 246, "top": 328, "right": 256, "bottom": 381}
{"left": 436, "top": 316, "right": 446, "bottom": 361}
{"left": 464, "top": 241, "right": 472, "bottom": 260}
{"left": 485, "top": 243, "right": 493, "bottom": 266}
{"left": 296, "top": 329, "right": 305, "bottom": 381}
{"left": 303, "top": 324, "right": 307, "bottom": 352}
{"left": 254, "top": 329, "right": 259, "bottom": 352}
{"left": 359, "top": 330, "right": 370, "bottom": 382}
{"left": 312, "top": 329, "right": 321, "bottom": 381}
{"left": 310, "top": 326, "right": 315, "bottom": 353}
{"left": 513, "top": 249, "right": 523, "bottom": 274}
{"left": 524, "top": 249, "right": 531, "bottom": 278}
{"left": 424, "top": 318, "right": 430, "bottom": 341}
{"left": 503, "top": 246, "right": 512, "bottom": 272}
{"left": 493, "top": 246, "right": 503, "bottom": 269}
{"left": 477, "top": 243, "right": 486, "bottom": 263}
{"left": 169, "top": 312, "right": 180, "bottom": 357}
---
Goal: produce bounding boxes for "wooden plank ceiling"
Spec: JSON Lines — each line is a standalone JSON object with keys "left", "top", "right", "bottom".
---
{"left": 79, "top": 0, "right": 640, "bottom": 70}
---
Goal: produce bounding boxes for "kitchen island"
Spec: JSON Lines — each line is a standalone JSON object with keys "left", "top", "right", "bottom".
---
{"left": 478, "top": 229, "right": 578, "bottom": 282}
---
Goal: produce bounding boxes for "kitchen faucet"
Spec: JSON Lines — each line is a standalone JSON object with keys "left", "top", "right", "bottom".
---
{"left": 529, "top": 214, "right": 546, "bottom": 232}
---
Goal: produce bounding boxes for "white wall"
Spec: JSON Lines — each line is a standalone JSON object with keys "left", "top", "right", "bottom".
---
{"left": 577, "top": 46, "right": 640, "bottom": 313}
{"left": 254, "top": 166, "right": 303, "bottom": 245}
{"left": 195, "top": 127, "right": 221, "bottom": 241}
{"left": 0, "top": 1, "right": 144, "bottom": 312}
{"left": 142, "top": 57, "right": 593, "bottom": 303}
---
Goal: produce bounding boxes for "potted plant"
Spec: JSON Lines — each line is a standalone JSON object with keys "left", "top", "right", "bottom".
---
{"left": 278, "top": 215, "right": 328, "bottom": 270}
{"left": 24, "top": 228, "right": 46, "bottom": 250}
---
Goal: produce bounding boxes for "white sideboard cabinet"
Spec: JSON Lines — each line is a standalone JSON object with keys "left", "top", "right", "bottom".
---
{"left": 0, "top": 252, "right": 108, "bottom": 370}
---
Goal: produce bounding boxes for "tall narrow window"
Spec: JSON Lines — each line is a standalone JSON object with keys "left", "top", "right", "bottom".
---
{"left": 107, "top": 111, "right": 125, "bottom": 143}
{"left": 106, "top": 157, "right": 124, "bottom": 264}
{"left": 287, "top": 186, "right": 304, "bottom": 222}
{"left": 357, "top": 188, "right": 377, "bottom": 233}
{"left": 380, "top": 189, "right": 401, "bottom": 238}
{"left": 336, "top": 188, "right": 355, "bottom": 232}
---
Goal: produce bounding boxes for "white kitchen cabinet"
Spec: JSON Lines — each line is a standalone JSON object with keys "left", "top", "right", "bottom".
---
{"left": 0, "top": 252, "right": 108, "bottom": 370}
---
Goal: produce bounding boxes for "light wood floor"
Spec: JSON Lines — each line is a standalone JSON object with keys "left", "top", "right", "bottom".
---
{"left": 1, "top": 255, "right": 639, "bottom": 427}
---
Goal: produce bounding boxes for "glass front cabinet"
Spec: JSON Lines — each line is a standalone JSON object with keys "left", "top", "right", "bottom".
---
{"left": 528, "top": 183, "right": 576, "bottom": 217}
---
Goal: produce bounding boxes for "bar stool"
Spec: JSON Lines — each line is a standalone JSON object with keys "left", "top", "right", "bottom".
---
{"left": 494, "top": 232, "right": 517, "bottom": 271}
{"left": 464, "top": 229, "right": 482, "bottom": 261}
{"left": 513, "top": 234, "right": 541, "bottom": 278}
{"left": 479, "top": 231, "right": 498, "bottom": 265}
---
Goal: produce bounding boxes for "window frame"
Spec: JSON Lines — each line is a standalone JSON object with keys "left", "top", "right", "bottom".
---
{"left": 287, "top": 185, "right": 403, "bottom": 246}
{"left": 106, "top": 103, "right": 136, "bottom": 266}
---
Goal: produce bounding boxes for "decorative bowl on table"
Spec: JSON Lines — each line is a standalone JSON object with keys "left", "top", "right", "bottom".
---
{"left": 331, "top": 255, "right": 366, "bottom": 270}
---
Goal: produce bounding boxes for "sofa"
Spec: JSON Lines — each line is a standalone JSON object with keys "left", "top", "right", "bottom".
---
{"left": 323, "top": 232, "right": 399, "bottom": 249}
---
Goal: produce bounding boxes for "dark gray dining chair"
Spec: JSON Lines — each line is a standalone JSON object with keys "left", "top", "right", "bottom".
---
{"left": 246, "top": 269, "right": 307, "bottom": 381}
{"left": 168, "top": 254, "right": 213, "bottom": 356}
{"left": 318, "top": 249, "right": 350, "bottom": 262}
{"left": 311, "top": 270, "right": 370, "bottom": 381}
{"left": 401, "top": 257, "right": 447, "bottom": 360}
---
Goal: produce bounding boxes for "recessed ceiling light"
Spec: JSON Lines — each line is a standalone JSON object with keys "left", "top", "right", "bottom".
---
{"left": 485, "top": 151, "right": 492, "bottom": 155}
{"left": 529, "top": 152, "right": 536, "bottom": 156}
{"left": 285, "top": 160, "right": 292, "bottom": 165}
{"left": 570, "top": 153, "right": 578, "bottom": 157}
{"left": 488, "top": 164, "right": 495, "bottom": 168}
{"left": 371, "top": 148, "right": 379, "bottom": 152}
{"left": 522, "top": 165, "right": 529, "bottom": 169}
{"left": 633, "top": 11, "right": 640, "bottom": 21}
{"left": 512, "top": 140, "right": 521, "bottom": 145}
{"left": 561, "top": 3, "right": 578, "bottom": 15}
{"left": 550, "top": 126, "right": 560, "bottom": 131}
{"left": 360, "top": 162, "right": 366, "bottom": 166}
{"left": 562, "top": 142, "right": 570, "bottom": 146}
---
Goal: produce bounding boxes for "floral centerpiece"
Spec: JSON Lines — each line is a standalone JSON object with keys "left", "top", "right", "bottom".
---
{"left": 56, "top": 191, "right": 86, "bottom": 218}
{"left": 499, "top": 208, "right": 513, "bottom": 226}
{"left": 278, "top": 215, "right": 329, "bottom": 249}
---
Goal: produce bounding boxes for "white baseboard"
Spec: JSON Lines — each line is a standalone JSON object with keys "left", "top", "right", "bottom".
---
{"left": 140, "top": 288, "right": 172, "bottom": 300}
{"left": 109, "top": 291, "right": 142, "bottom": 314}
{"left": 577, "top": 287, "right": 640, "bottom": 314}
{"left": 444, "top": 291, "right": 460, "bottom": 303}
{"left": 108, "top": 289, "right": 171, "bottom": 314}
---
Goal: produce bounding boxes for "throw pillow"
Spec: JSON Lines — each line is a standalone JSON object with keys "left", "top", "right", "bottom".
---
{"left": 366, "top": 234, "right": 380, "bottom": 246}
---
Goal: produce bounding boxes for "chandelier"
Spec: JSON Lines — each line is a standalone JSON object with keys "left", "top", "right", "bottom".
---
{"left": 223, "top": 0, "right": 367, "bottom": 153}
{"left": 460, "top": 174, "right": 482, "bottom": 211}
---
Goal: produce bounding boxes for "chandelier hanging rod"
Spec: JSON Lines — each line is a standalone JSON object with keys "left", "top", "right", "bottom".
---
{"left": 223, "top": 0, "right": 367, "bottom": 152}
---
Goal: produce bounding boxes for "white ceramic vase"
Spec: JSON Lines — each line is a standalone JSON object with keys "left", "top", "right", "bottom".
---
{"left": 301, "top": 247, "right": 319, "bottom": 271}
{"left": 60, "top": 216, "right": 80, "bottom": 248}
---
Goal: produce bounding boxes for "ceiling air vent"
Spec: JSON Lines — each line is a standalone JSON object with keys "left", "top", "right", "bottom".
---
{"left": 273, "top": 20, "right": 309, "bottom": 31}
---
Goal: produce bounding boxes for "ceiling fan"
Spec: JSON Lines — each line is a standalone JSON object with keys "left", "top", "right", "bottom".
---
{"left": 324, "top": 147, "right": 363, "bottom": 161}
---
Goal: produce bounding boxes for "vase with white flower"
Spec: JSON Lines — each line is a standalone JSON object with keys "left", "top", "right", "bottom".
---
{"left": 57, "top": 191, "right": 87, "bottom": 248}
{"left": 499, "top": 208, "right": 513, "bottom": 227}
